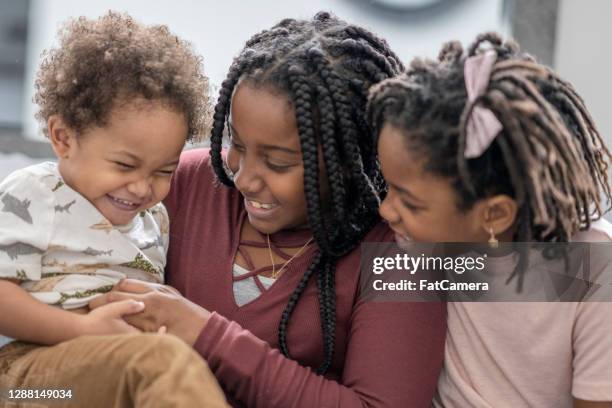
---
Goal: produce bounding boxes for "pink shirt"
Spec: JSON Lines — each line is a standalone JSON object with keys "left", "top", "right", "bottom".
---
{"left": 435, "top": 220, "right": 612, "bottom": 407}
{"left": 164, "top": 149, "right": 447, "bottom": 408}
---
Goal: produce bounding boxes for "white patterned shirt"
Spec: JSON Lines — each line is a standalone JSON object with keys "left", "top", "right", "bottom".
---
{"left": 0, "top": 162, "right": 167, "bottom": 311}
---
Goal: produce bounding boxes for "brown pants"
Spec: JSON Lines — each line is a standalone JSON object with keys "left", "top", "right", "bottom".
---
{"left": 0, "top": 334, "right": 228, "bottom": 408}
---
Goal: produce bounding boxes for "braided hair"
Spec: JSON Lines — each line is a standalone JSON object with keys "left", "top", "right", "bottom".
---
{"left": 368, "top": 32, "right": 612, "bottom": 288}
{"left": 209, "top": 12, "right": 403, "bottom": 374}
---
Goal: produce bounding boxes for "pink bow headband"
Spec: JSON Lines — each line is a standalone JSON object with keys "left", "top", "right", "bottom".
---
{"left": 463, "top": 50, "right": 502, "bottom": 159}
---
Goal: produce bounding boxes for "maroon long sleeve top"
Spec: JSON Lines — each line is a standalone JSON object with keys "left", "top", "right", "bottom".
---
{"left": 164, "top": 149, "right": 446, "bottom": 408}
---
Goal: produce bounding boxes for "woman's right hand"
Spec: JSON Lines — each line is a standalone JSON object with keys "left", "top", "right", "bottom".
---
{"left": 79, "top": 299, "right": 146, "bottom": 336}
{"left": 89, "top": 279, "right": 211, "bottom": 346}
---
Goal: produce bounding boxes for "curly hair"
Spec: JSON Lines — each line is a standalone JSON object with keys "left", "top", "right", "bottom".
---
{"left": 209, "top": 11, "right": 404, "bottom": 374}
{"left": 34, "top": 11, "right": 211, "bottom": 140}
{"left": 368, "top": 32, "right": 612, "bottom": 287}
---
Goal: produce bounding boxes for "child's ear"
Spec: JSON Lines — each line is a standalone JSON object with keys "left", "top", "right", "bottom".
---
{"left": 479, "top": 195, "right": 518, "bottom": 238}
{"left": 48, "top": 115, "right": 76, "bottom": 159}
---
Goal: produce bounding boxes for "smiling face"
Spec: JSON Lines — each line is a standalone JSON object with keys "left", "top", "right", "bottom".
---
{"left": 377, "top": 124, "right": 489, "bottom": 244}
{"left": 226, "top": 82, "right": 309, "bottom": 235}
{"left": 49, "top": 100, "right": 187, "bottom": 226}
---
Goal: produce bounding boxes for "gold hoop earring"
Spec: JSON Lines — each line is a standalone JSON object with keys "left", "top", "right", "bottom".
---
{"left": 488, "top": 227, "right": 499, "bottom": 248}
{"left": 223, "top": 158, "right": 235, "bottom": 181}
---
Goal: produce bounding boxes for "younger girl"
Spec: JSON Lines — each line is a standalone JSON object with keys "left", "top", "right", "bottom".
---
{"left": 368, "top": 33, "right": 612, "bottom": 407}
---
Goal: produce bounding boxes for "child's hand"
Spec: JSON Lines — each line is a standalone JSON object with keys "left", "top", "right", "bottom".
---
{"left": 90, "top": 279, "right": 211, "bottom": 345}
{"left": 79, "top": 299, "right": 145, "bottom": 336}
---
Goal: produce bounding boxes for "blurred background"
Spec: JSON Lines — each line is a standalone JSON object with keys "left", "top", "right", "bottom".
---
{"left": 0, "top": 0, "right": 610, "bottom": 189}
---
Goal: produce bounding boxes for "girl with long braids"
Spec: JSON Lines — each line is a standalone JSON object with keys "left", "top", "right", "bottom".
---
{"left": 368, "top": 32, "right": 612, "bottom": 407}
{"left": 92, "top": 11, "right": 447, "bottom": 407}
